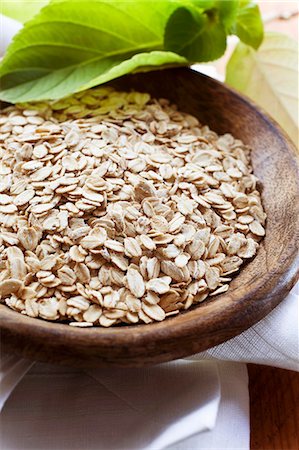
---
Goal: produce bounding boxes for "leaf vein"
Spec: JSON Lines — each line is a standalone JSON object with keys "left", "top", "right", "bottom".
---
{"left": 0, "top": 42, "right": 162, "bottom": 78}
{"left": 253, "top": 56, "right": 297, "bottom": 127}
{"left": 20, "top": 19, "right": 141, "bottom": 46}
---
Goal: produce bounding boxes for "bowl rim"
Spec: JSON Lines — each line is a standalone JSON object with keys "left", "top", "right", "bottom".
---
{"left": 1, "top": 68, "right": 298, "bottom": 364}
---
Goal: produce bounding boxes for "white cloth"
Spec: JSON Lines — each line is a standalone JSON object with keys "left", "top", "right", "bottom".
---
{"left": 194, "top": 282, "right": 299, "bottom": 371}
{"left": 171, "top": 363, "right": 249, "bottom": 450}
{"left": 0, "top": 354, "right": 34, "bottom": 411}
{"left": 0, "top": 361, "right": 250, "bottom": 450}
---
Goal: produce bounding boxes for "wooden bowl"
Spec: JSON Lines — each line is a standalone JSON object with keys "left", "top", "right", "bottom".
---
{"left": 1, "top": 68, "right": 298, "bottom": 368}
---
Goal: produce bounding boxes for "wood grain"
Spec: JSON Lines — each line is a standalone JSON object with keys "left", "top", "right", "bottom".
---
{"left": 0, "top": 68, "right": 298, "bottom": 367}
{"left": 249, "top": 365, "right": 299, "bottom": 450}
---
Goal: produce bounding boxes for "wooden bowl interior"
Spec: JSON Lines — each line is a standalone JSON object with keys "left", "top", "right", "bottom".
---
{"left": 1, "top": 69, "right": 298, "bottom": 367}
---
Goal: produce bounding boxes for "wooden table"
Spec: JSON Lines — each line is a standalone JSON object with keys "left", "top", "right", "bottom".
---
{"left": 249, "top": 365, "right": 299, "bottom": 449}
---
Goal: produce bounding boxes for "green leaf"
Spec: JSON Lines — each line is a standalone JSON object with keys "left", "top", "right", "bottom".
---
{"left": 216, "top": 0, "right": 239, "bottom": 32}
{"left": 0, "top": 0, "right": 264, "bottom": 103}
{"left": 0, "top": 0, "right": 179, "bottom": 102}
{"left": 1, "top": 0, "right": 48, "bottom": 23}
{"left": 226, "top": 32, "right": 298, "bottom": 145}
{"left": 164, "top": 6, "right": 227, "bottom": 62}
{"left": 233, "top": 1, "right": 263, "bottom": 49}
{"left": 1, "top": 50, "right": 187, "bottom": 103}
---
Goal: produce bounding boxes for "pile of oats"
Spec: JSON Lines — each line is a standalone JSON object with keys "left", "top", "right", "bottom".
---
{"left": 0, "top": 87, "right": 266, "bottom": 327}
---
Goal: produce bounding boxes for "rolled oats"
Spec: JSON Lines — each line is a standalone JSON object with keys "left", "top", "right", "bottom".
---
{"left": 127, "top": 268, "right": 145, "bottom": 298}
{"left": 0, "top": 87, "right": 265, "bottom": 326}
{"left": 146, "top": 277, "right": 171, "bottom": 295}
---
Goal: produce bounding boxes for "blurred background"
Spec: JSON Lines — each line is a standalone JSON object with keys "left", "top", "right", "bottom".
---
{"left": 215, "top": 0, "right": 298, "bottom": 76}
{"left": 259, "top": 1, "right": 298, "bottom": 39}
